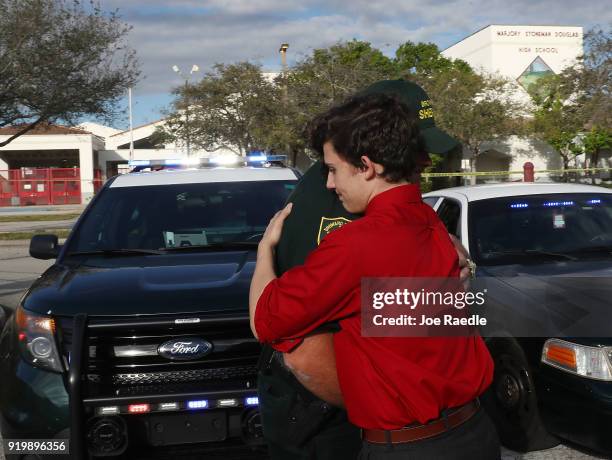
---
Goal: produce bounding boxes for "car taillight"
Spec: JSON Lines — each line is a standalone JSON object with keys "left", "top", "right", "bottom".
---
{"left": 15, "top": 306, "right": 63, "bottom": 372}
{"left": 542, "top": 339, "right": 612, "bottom": 381}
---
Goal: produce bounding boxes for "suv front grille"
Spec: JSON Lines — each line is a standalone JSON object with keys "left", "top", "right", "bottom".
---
{"left": 58, "top": 314, "right": 260, "bottom": 398}
{"left": 110, "top": 365, "right": 258, "bottom": 385}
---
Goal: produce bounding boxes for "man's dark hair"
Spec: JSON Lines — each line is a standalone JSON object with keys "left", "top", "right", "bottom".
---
{"left": 308, "top": 94, "right": 423, "bottom": 182}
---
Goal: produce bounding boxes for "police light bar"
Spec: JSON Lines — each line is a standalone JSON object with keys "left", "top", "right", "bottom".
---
{"left": 187, "top": 400, "right": 209, "bottom": 409}
{"left": 543, "top": 201, "right": 574, "bottom": 207}
{"left": 210, "top": 155, "right": 242, "bottom": 166}
{"left": 246, "top": 154, "right": 287, "bottom": 164}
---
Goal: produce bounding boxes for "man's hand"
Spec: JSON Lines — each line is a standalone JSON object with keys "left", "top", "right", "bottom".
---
{"left": 449, "top": 234, "right": 474, "bottom": 289}
{"left": 259, "top": 203, "right": 293, "bottom": 250}
{"left": 249, "top": 203, "right": 293, "bottom": 338}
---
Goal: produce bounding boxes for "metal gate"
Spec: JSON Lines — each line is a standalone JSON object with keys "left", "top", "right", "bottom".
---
{"left": 0, "top": 168, "right": 102, "bottom": 206}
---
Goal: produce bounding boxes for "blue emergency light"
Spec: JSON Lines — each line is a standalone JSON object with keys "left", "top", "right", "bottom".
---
{"left": 187, "top": 400, "right": 209, "bottom": 409}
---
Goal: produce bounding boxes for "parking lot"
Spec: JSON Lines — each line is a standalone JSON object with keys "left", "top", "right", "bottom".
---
{"left": 0, "top": 239, "right": 608, "bottom": 459}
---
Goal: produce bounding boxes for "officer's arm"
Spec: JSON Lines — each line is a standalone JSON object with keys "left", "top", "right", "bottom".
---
{"left": 283, "top": 333, "right": 344, "bottom": 407}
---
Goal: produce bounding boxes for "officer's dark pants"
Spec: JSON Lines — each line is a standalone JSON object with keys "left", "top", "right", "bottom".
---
{"left": 258, "top": 356, "right": 361, "bottom": 460}
{"left": 357, "top": 408, "right": 501, "bottom": 460}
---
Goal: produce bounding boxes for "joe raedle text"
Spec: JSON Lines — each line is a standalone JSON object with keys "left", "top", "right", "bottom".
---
{"left": 361, "top": 278, "right": 489, "bottom": 337}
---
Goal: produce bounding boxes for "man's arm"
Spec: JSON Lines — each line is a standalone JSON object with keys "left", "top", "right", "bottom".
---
{"left": 280, "top": 236, "right": 473, "bottom": 407}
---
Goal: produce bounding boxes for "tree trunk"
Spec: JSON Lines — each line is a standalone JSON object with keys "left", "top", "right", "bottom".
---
{"left": 590, "top": 149, "right": 600, "bottom": 185}
{"left": 562, "top": 155, "right": 570, "bottom": 183}
{"left": 469, "top": 154, "right": 478, "bottom": 186}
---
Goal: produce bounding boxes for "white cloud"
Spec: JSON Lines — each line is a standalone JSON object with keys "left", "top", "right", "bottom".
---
{"left": 95, "top": 0, "right": 610, "bottom": 123}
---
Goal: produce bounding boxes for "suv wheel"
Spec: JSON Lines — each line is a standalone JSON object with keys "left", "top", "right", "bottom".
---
{"left": 482, "top": 338, "right": 559, "bottom": 452}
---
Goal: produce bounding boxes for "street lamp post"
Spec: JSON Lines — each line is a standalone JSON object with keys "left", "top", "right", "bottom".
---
{"left": 172, "top": 64, "right": 200, "bottom": 157}
{"left": 279, "top": 44, "right": 291, "bottom": 164}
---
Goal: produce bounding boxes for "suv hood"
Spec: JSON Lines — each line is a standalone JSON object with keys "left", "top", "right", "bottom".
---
{"left": 22, "top": 251, "right": 256, "bottom": 317}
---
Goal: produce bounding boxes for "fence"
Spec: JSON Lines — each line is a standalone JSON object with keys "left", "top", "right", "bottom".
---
{"left": 0, "top": 168, "right": 104, "bottom": 207}
{"left": 421, "top": 163, "right": 612, "bottom": 192}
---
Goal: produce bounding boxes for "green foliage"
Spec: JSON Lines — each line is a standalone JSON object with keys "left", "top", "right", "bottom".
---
{"left": 394, "top": 41, "right": 471, "bottom": 76}
{"left": 158, "top": 62, "right": 280, "bottom": 155}
{"left": 529, "top": 27, "right": 611, "bottom": 171}
{"left": 583, "top": 127, "right": 612, "bottom": 169}
{"left": 419, "top": 68, "right": 524, "bottom": 167}
{"left": 161, "top": 39, "right": 520, "bottom": 169}
{"left": 0, "top": 0, "right": 140, "bottom": 147}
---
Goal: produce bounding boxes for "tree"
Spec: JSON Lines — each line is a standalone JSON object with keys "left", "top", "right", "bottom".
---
{"left": 274, "top": 40, "right": 398, "bottom": 165}
{"left": 583, "top": 127, "right": 612, "bottom": 183}
{"left": 529, "top": 27, "right": 611, "bottom": 179}
{"left": 0, "top": 0, "right": 139, "bottom": 147}
{"left": 157, "top": 62, "right": 280, "bottom": 156}
{"left": 419, "top": 68, "right": 525, "bottom": 181}
{"left": 562, "top": 27, "right": 611, "bottom": 131}
{"left": 529, "top": 73, "right": 583, "bottom": 177}
{"left": 394, "top": 41, "right": 471, "bottom": 76}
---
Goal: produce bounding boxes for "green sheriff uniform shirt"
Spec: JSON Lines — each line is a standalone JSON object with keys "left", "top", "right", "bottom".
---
{"left": 258, "top": 160, "right": 361, "bottom": 460}
{"left": 276, "top": 161, "right": 359, "bottom": 273}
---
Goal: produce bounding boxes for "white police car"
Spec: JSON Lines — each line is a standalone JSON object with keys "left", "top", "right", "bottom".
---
{"left": 424, "top": 183, "right": 612, "bottom": 454}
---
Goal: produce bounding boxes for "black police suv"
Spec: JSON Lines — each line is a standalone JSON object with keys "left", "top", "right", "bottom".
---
{"left": 0, "top": 165, "right": 299, "bottom": 459}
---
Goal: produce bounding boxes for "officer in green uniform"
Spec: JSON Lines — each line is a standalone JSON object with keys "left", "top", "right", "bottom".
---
{"left": 257, "top": 79, "right": 461, "bottom": 460}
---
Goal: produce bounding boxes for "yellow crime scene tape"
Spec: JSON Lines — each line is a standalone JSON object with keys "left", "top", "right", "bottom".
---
{"left": 421, "top": 167, "right": 612, "bottom": 178}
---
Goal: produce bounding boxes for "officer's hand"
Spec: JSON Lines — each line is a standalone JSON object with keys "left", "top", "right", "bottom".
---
{"left": 260, "top": 203, "right": 293, "bottom": 249}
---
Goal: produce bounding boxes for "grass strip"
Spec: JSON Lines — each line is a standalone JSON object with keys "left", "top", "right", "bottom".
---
{"left": 0, "top": 213, "right": 81, "bottom": 223}
{"left": 0, "top": 229, "right": 71, "bottom": 241}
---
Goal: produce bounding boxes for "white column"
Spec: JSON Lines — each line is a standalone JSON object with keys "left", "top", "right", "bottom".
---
{"left": 0, "top": 158, "right": 8, "bottom": 180}
{"left": 79, "top": 137, "right": 95, "bottom": 203}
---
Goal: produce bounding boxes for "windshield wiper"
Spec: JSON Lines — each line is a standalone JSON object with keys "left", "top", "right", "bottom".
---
{"left": 567, "top": 245, "right": 612, "bottom": 255}
{"left": 67, "top": 248, "right": 166, "bottom": 257}
{"left": 160, "top": 242, "right": 259, "bottom": 252}
{"left": 486, "top": 249, "right": 577, "bottom": 261}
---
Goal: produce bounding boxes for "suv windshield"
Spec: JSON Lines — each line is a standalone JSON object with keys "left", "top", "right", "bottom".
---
{"left": 67, "top": 180, "right": 296, "bottom": 253}
{"left": 469, "top": 193, "right": 612, "bottom": 265}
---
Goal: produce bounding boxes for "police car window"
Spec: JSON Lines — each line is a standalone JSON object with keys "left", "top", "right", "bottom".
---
{"left": 468, "top": 194, "right": 612, "bottom": 266}
{"left": 436, "top": 199, "right": 461, "bottom": 238}
{"left": 423, "top": 196, "right": 440, "bottom": 208}
{"left": 68, "top": 180, "right": 295, "bottom": 252}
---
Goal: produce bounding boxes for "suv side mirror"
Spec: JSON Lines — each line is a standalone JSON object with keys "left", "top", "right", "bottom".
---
{"left": 30, "top": 234, "right": 60, "bottom": 260}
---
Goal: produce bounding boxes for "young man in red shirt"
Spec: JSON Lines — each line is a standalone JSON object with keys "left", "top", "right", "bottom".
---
{"left": 250, "top": 93, "right": 499, "bottom": 458}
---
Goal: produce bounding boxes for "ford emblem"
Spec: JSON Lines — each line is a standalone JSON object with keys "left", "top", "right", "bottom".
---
{"left": 158, "top": 338, "right": 213, "bottom": 361}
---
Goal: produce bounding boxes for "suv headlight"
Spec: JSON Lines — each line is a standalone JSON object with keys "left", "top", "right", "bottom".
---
{"left": 541, "top": 338, "right": 612, "bottom": 381}
{"left": 15, "top": 306, "right": 64, "bottom": 373}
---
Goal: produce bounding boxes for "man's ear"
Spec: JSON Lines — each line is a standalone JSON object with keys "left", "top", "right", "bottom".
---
{"left": 360, "top": 155, "right": 384, "bottom": 180}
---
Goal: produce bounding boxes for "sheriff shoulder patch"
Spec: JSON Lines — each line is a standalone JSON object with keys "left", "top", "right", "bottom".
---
{"left": 317, "top": 216, "right": 352, "bottom": 245}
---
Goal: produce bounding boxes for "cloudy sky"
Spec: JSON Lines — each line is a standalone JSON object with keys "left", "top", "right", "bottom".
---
{"left": 98, "top": 0, "right": 611, "bottom": 129}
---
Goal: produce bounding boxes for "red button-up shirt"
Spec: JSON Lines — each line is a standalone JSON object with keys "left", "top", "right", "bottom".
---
{"left": 255, "top": 184, "right": 493, "bottom": 430}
